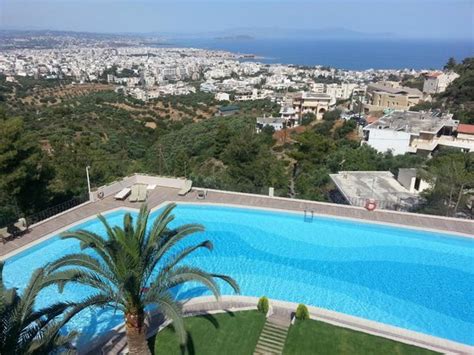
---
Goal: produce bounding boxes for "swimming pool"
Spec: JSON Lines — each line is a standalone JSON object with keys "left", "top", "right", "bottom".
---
{"left": 3, "top": 204, "right": 474, "bottom": 346}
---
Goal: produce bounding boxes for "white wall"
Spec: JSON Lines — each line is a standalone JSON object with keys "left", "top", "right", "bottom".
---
{"left": 366, "top": 129, "right": 412, "bottom": 155}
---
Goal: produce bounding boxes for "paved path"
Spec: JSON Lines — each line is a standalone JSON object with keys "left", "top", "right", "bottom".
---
{"left": 1, "top": 185, "right": 473, "bottom": 258}
{"left": 254, "top": 315, "right": 291, "bottom": 355}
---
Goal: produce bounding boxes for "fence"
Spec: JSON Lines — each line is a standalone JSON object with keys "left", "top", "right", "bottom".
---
{"left": 344, "top": 196, "right": 421, "bottom": 212}
{"left": 1, "top": 195, "right": 91, "bottom": 229}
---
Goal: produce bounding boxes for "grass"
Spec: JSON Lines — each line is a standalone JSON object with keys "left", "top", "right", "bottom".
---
{"left": 283, "top": 319, "right": 439, "bottom": 355}
{"left": 149, "top": 310, "right": 266, "bottom": 355}
{"left": 149, "top": 311, "right": 439, "bottom": 355}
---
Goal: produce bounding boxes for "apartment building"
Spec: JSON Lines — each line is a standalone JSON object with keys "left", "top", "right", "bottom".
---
{"left": 365, "top": 82, "right": 423, "bottom": 111}
{"left": 363, "top": 111, "right": 473, "bottom": 156}
{"left": 293, "top": 92, "right": 332, "bottom": 120}
{"left": 423, "top": 71, "right": 459, "bottom": 94}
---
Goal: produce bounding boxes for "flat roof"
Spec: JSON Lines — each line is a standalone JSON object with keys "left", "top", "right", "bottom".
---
{"left": 458, "top": 124, "right": 474, "bottom": 135}
{"left": 330, "top": 171, "right": 416, "bottom": 204}
{"left": 219, "top": 105, "right": 240, "bottom": 112}
{"left": 368, "top": 83, "right": 422, "bottom": 96}
{"left": 257, "top": 116, "right": 285, "bottom": 124}
{"left": 364, "top": 110, "right": 458, "bottom": 135}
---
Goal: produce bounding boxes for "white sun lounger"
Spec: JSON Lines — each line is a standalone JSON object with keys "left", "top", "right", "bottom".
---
{"left": 137, "top": 184, "right": 148, "bottom": 202}
{"left": 129, "top": 185, "right": 140, "bottom": 202}
{"left": 178, "top": 180, "right": 192, "bottom": 196}
{"left": 114, "top": 187, "right": 131, "bottom": 200}
{"left": 0, "top": 227, "right": 12, "bottom": 244}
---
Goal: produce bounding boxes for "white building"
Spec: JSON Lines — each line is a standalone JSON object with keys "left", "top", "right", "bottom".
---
{"left": 423, "top": 71, "right": 460, "bottom": 94}
{"left": 292, "top": 92, "right": 332, "bottom": 120}
{"left": 330, "top": 170, "right": 428, "bottom": 211}
{"left": 215, "top": 92, "right": 230, "bottom": 101}
{"left": 363, "top": 111, "right": 473, "bottom": 156}
{"left": 256, "top": 116, "right": 286, "bottom": 132}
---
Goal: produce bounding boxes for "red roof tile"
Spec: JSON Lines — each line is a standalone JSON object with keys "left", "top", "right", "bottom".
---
{"left": 457, "top": 124, "right": 474, "bottom": 134}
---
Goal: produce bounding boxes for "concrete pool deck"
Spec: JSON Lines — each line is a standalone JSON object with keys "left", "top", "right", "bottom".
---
{"left": 1, "top": 177, "right": 473, "bottom": 353}
{"left": 1, "top": 180, "right": 473, "bottom": 259}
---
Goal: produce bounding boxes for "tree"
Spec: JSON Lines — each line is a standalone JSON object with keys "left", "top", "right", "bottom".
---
{"left": 0, "top": 115, "right": 53, "bottom": 223}
{"left": 420, "top": 151, "right": 474, "bottom": 217}
{"left": 322, "top": 109, "right": 341, "bottom": 121}
{"left": 46, "top": 204, "right": 240, "bottom": 355}
{"left": 0, "top": 261, "right": 94, "bottom": 354}
{"left": 301, "top": 112, "right": 316, "bottom": 125}
{"left": 444, "top": 57, "right": 457, "bottom": 70}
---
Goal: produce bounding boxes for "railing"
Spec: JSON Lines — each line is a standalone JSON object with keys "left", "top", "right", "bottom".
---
{"left": 24, "top": 194, "right": 90, "bottom": 227}
{"left": 304, "top": 209, "right": 314, "bottom": 222}
{"left": 344, "top": 196, "right": 421, "bottom": 212}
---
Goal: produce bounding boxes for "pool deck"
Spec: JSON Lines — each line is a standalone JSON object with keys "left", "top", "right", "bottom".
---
{"left": 1, "top": 185, "right": 473, "bottom": 258}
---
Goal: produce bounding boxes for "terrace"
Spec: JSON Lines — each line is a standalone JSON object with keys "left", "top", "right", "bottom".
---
{"left": 1, "top": 173, "right": 473, "bottom": 258}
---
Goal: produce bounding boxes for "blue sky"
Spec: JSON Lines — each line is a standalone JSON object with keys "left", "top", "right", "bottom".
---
{"left": 0, "top": 0, "right": 473, "bottom": 39}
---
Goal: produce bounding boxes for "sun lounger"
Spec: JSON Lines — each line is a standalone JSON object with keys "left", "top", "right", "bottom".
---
{"left": 137, "top": 184, "right": 148, "bottom": 202}
{"left": 178, "top": 180, "right": 193, "bottom": 196}
{"left": 129, "top": 185, "right": 140, "bottom": 202}
{"left": 114, "top": 187, "right": 131, "bottom": 200}
{"left": 197, "top": 189, "right": 208, "bottom": 200}
{"left": 14, "top": 218, "right": 28, "bottom": 233}
{"left": 0, "top": 227, "right": 12, "bottom": 244}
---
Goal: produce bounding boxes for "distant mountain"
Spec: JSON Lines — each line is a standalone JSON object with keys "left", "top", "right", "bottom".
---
{"left": 214, "top": 35, "right": 255, "bottom": 41}
{"left": 0, "top": 27, "right": 396, "bottom": 41}
{"left": 162, "top": 27, "right": 396, "bottom": 40}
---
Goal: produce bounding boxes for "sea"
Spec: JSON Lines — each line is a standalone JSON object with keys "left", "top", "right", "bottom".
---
{"left": 172, "top": 38, "right": 473, "bottom": 70}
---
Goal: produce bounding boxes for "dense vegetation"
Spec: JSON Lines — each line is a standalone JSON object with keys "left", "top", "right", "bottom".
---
{"left": 1, "top": 57, "right": 473, "bottom": 225}
{"left": 412, "top": 57, "right": 474, "bottom": 124}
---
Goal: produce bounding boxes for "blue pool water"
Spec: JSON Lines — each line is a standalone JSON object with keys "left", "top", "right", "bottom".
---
{"left": 4, "top": 205, "right": 474, "bottom": 346}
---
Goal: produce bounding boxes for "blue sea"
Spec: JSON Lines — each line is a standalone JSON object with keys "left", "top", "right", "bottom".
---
{"left": 174, "top": 38, "right": 473, "bottom": 70}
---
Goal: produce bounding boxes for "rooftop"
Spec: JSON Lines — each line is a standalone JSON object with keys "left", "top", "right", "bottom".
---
{"left": 458, "top": 124, "right": 474, "bottom": 135}
{"left": 257, "top": 116, "right": 285, "bottom": 125}
{"left": 219, "top": 105, "right": 240, "bottom": 112}
{"left": 364, "top": 110, "right": 458, "bottom": 135}
{"left": 368, "top": 82, "right": 422, "bottom": 96}
{"left": 296, "top": 92, "right": 332, "bottom": 100}
{"left": 330, "top": 171, "right": 419, "bottom": 207}
{"left": 279, "top": 106, "right": 296, "bottom": 115}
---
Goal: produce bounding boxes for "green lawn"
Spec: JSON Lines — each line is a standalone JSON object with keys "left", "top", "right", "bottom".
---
{"left": 150, "top": 310, "right": 266, "bottom": 355}
{"left": 149, "top": 311, "right": 438, "bottom": 355}
{"left": 283, "top": 319, "right": 438, "bottom": 355}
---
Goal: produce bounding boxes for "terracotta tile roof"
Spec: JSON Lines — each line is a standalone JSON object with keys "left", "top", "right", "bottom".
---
{"left": 366, "top": 115, "right": 379, "bottom": 124}
{"left": 457, "top": 124, "right": 474, "bottom": 134}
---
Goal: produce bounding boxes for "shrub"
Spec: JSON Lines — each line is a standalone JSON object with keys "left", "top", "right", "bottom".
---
{"left": 257, "top": 296, "right": 269, "bottom": 314}
{"left": 295, "top": 304, "right": 309, "bottom": 320}
{"left": 301, "top": 112, "right": 316, "bottom": 125}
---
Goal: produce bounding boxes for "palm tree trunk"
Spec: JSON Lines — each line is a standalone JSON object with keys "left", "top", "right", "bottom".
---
{"left": 125, "top": 312, "right": 151, "bottom": 355}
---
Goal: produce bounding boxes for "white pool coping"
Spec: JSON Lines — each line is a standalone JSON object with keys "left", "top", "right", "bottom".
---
{"left": 2, "top": 202, "right": 473, "bottom": 353}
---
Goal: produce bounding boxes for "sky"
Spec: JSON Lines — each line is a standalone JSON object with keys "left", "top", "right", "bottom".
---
{"left": 0, "top": 0, "right": 473, "bottom": 39}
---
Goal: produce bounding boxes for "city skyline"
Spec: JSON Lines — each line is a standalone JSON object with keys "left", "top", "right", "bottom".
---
{"left": 1, "top": 0, "right": 473, "bottom": 40}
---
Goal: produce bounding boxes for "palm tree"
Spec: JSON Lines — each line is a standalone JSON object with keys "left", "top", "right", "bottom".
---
{"left": 46, "top": 203, "right": 240, "bottom": 355}
{"left": 0, "top": 261, "right": 95, "bottom": 354}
